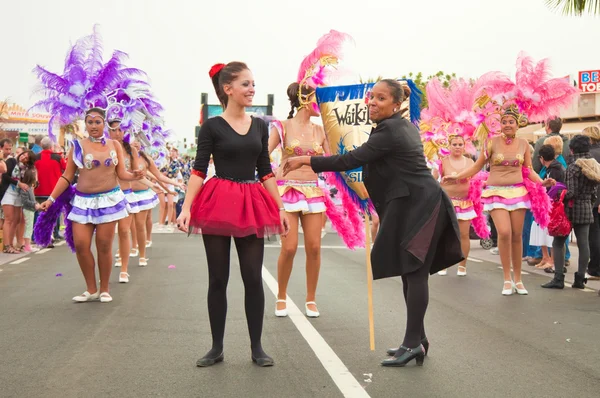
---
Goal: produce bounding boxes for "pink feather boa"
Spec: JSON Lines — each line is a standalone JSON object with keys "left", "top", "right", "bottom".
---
{"left": 322, "top": 171, "right": 365, "bottom": 249}
{"left": 522, "top": 167, "right": 551, "bottom": 229}
{"left": 467, "top": 171, "right": 490, "bottom": 239}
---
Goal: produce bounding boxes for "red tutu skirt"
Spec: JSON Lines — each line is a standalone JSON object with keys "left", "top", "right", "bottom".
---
{"left": 189, "top": 177, "right": 282, "bottom": 238}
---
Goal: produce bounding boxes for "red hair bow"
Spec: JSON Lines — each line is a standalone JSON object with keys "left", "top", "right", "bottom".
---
{"left": 209, "top": 63, "right": 226, "bottom": 78}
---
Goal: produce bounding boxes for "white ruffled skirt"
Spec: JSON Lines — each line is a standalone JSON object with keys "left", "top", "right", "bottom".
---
{"left": 122, "top": 189, "right": 140, "bottom": 214}
{"left": 132, "top": 189, "right": 159, "bottom": 211}
{"left": 68, "top": 187, "right": 129, "bottom": 225}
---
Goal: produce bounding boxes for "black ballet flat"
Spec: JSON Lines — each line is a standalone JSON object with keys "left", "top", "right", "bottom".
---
{"left": 196, "top": 352, "right": 224, "bottom": 367}
{"left": 381, "top": 345, "right": 425, "bottom": 367}
{"left": 252, "top": 355, "right": 275, "bottom": 367}
{"left": 386, "top": 338, "right": 429, "bottom": 357}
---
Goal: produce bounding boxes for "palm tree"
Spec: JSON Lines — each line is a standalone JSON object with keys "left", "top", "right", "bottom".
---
{"left": 546, "top": 0, "right": 600, "bottom": 15}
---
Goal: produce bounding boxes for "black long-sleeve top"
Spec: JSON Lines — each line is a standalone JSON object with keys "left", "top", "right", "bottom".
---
{"left": 193, "top": 116, "right": 273, "bottom": 182}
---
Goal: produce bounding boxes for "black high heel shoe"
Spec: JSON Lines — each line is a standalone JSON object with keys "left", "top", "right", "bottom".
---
{"left": 386, "top": 338, "right": 429, "bottom": 357}
{"left": 381, "top": 345, "right": 425, "bottom": 367}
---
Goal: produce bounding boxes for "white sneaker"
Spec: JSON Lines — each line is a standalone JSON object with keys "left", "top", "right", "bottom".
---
{"left": 119, "top": 272, "right": 130, "bottom": 283}
{"left": 457, "top": 266, "right": 467, "bottom": 277}
{"left": 490, "top": 248, "right": 499, "bottom": 255}
{"left": 437, "top": 269, "right": 447, "bottom": 276}
{"left": 115, "top": 258, "right": 122, "bottom": 267}
{"left": 130, "top": 248, "right": 139, "bottom": 257}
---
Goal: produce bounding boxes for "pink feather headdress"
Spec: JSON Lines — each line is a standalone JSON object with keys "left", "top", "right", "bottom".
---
{"left": 420, "top": 78, "right": 480, "bottom": 160}
{"left": 473, "top": 51, "right": 579, "bottom": 142}
{"left": 296, "top": 30, "right": 354, "bottom": 88}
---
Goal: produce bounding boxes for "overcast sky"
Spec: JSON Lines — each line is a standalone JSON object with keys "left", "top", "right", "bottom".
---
{"left": 2, "top": 0, "right": 598, "bottom": 142}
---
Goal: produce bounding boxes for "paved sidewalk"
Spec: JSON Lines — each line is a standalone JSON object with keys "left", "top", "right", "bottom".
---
{"left": 468, "top": 240, "right": 600, "bottom": 292}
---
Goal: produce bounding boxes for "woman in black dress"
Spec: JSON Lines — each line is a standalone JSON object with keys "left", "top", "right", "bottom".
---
{"left": 177, "top": 62, "right": 290, "bottom": 367}
{"left": 284, "top": 79, "right": 463, "bottom": 367}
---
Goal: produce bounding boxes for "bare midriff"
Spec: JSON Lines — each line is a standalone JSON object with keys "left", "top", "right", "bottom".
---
{"left": 76, "top": 139, "right": 119, "bottom": 194}
{"left": 485, "top": 137, "right": 526, "bottom": 186}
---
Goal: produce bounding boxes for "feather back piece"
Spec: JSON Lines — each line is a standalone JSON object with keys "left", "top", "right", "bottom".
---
{"left": 468, "top": 172, "right": 490, "bottom": 239}
{"left": 33, "top": 185, "right": 75, "bottom": 250}
{"left": 296, "top": 30, "right": 354, "bottom": 88}
{"left": 420, "top": 78, "right": 481, "bottom": 160}
{"left": 522, "top": 167, "right": 551, "bottom": 229}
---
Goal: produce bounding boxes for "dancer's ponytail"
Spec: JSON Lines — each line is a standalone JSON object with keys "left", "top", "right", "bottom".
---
{"left": 209, "top": 62, "right": 249, "bottom": 109}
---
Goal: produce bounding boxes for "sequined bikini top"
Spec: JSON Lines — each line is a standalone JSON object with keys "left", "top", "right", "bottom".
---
{"left": 491, "top": 153, "right": 524, "bottom": 167}
{"left": 486, "top": 137, "right": 525, "bottom": 168}
{"left": 83, "top": 151, "right": 118, "bottom": 169}
{"left": 72, "top": 139, "right": 118, "bottom": 170}
{"left": 284, "top": 139, "right": 325, "bottom": 156}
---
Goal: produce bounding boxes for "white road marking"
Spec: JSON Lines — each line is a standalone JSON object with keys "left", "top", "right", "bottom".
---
{"left": 467, "top": 257, "right": 483, "bottom": 263}
{"left": 35, "top": 249, "right": 52, "bottom": 255}
{"left": 55, "top": 241, "right": 66, "bottom": 247}
{"left": 262, "top": 266, "right": 370, "bottom": 398}
{"left": 10, "top": 257, "right": 30, "bottom": 265}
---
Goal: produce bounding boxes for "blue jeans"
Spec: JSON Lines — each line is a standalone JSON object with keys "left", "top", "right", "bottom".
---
{"left": 523, "top": 210, "right": 534, "bottom": 257}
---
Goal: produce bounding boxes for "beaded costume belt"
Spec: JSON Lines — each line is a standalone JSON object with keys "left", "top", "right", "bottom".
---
{"left": 276, "top": 179, "right": 318, "bottom": 187}
{"left": 215, "top": 175, "right": 258, "bottom": 184}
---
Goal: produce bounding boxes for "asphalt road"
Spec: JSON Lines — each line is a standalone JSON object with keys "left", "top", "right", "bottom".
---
{"left": 1, "top": 229, "right": 599, "bottom": 398}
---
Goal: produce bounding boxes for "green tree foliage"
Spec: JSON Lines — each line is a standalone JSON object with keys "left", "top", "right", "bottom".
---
{"left": 401, "top": 71, "right": 457, "bottom": 109}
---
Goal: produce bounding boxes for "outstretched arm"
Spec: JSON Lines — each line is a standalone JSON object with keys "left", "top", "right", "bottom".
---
{"left": 146, "top": 159, "right": 184, "bottom": 189}
{"left": 284, "top": 130, "right": 393, "bottom": 175}
{"left": 443, "top": 155, "right": 486, "bottom": 182}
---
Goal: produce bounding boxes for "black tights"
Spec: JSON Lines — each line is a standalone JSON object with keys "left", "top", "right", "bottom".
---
{"left": 401, "top": 264, "right": 430, "bottom": 349}
{"left": 202, "top": 234, "right": 268, "bottom": 359}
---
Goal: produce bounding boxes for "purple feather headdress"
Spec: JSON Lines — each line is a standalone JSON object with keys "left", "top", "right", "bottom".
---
{"left": 30, "top": 24, "right": 175, "bottom": 168}
{"left": 29, "top": 24, "right": 147, "bottom": 141}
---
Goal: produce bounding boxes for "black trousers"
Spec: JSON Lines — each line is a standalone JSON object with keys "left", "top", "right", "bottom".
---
{"left": 588, "top": 212, "right": 600, "bottom": 275}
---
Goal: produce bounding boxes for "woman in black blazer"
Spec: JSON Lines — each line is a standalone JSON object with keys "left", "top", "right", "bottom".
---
{"left": 284, "top": 79, "right": 463, "bottom": 367}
